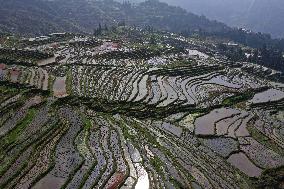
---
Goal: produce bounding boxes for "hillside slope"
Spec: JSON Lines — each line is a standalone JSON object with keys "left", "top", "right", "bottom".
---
{"left": 0, "top": 0, "right": 230, "bottom": 36}
{"left": 0, "top": 0, "right": 283, "bottom": 50}
{"left": 0, "top": 0, "right": 84, "bottom": 35}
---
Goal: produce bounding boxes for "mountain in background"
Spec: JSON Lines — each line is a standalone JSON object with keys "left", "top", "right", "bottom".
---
{"left": 145, "top": 0, "right": 284, "bottom": 39}
{"left": 0, "top": 0, "right": 228, "bottom": 35}
{"left": 1, "top": 0, "right": 284, "bottom": 50}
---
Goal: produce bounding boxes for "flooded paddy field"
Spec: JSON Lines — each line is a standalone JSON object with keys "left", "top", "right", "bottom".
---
{"left": 0, "top": 31, "right": 284, "bottom": 189}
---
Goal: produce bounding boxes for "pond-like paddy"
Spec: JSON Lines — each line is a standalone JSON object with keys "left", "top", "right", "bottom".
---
{"left": 227, "top": 152, "right": 262, "bottom": 177}
{"left": 195, "top": 108, "right": 240, "bottom": 136}
{"left": 250, "top": 89, "right": 284, "bottom": 104}
{"left": 53, "top": 76, "right": 67, "bottom": 97}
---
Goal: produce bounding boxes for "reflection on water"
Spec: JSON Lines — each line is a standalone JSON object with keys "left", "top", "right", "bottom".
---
{"left": 53, "top": 76, "right": 67, "bottom": 98}
{"left": 135, "top": 163, "right": 149, "bottom": 189}
{"left": 33, "top": 174, "right": 65, "bottom": 189}
{"left": 208, "top": 75, "right": 242, "bottom": 89}
{"left": 195, "top": 108, "right": 240, "bottom": 136}
{"left": 250, "top": 89, "right": 284, "bottom": 104}
{"left": 187, "top": 49, "right": 209, "bottom": 59}
{"left": 227, "top": 152, "right": 262, "bottom": 177}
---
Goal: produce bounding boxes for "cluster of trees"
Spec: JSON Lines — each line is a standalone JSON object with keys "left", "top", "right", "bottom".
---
{"left": 248, "top": 46, "right": 284, "bottom": 72}
{"left": 217, "top": 44, "right": 284, "bottom": 73}
{"left": 216, "top": 44, "right": 246, "bottom": 62}
{"left": 93, "top": 24, "right": 108, "bottom": 36}
{"left": 182, "top": 28, "right": 284, "bottom": 51}
{"left": 93, "top": 22, "right": 128, "bottom": 36}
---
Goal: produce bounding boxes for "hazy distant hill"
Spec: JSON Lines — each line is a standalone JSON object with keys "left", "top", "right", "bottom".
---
{"left": 243, "top": 0, "right": 284, "bottom": 38}
{"left": 150, "top": 0, "right": 284, "bottom": 39}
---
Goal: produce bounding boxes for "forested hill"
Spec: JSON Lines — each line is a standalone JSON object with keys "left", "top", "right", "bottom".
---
{"left": 1, "top": 0, "right": 284, "bottom": 50}
{"left": 0, "top": 0, "right": 228, "bottom": 35}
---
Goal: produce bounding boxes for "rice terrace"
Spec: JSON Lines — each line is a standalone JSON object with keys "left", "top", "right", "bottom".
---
{"left": 0, "top": 26, "right": 284, "bottom": 189}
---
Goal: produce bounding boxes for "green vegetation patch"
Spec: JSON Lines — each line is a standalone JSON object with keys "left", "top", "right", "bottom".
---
{"left": 170, "top": 177, "right": 185, "bottom": 189}
{"left": 252, "top": 166, "right": 284, "bottom": 189}
{"left": 150, "top": 156, "right": 164, "bottom": 176}
{"left": 222, "top": 92, "right": 254, "bottom": 106}
{"left": 82, "top": 116, "right": 92, "bottom": 130}
{"left": 0, "top": 84, "right": 23, "bottom": 100}
{"left": 0, "top": 108, "right": 37, "bottom": 149}
{"left": 66, "top": 68, "right": 73, "bottom": 95}
{"left": 222, "top": 87, "right": 269, "bottom": 107}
